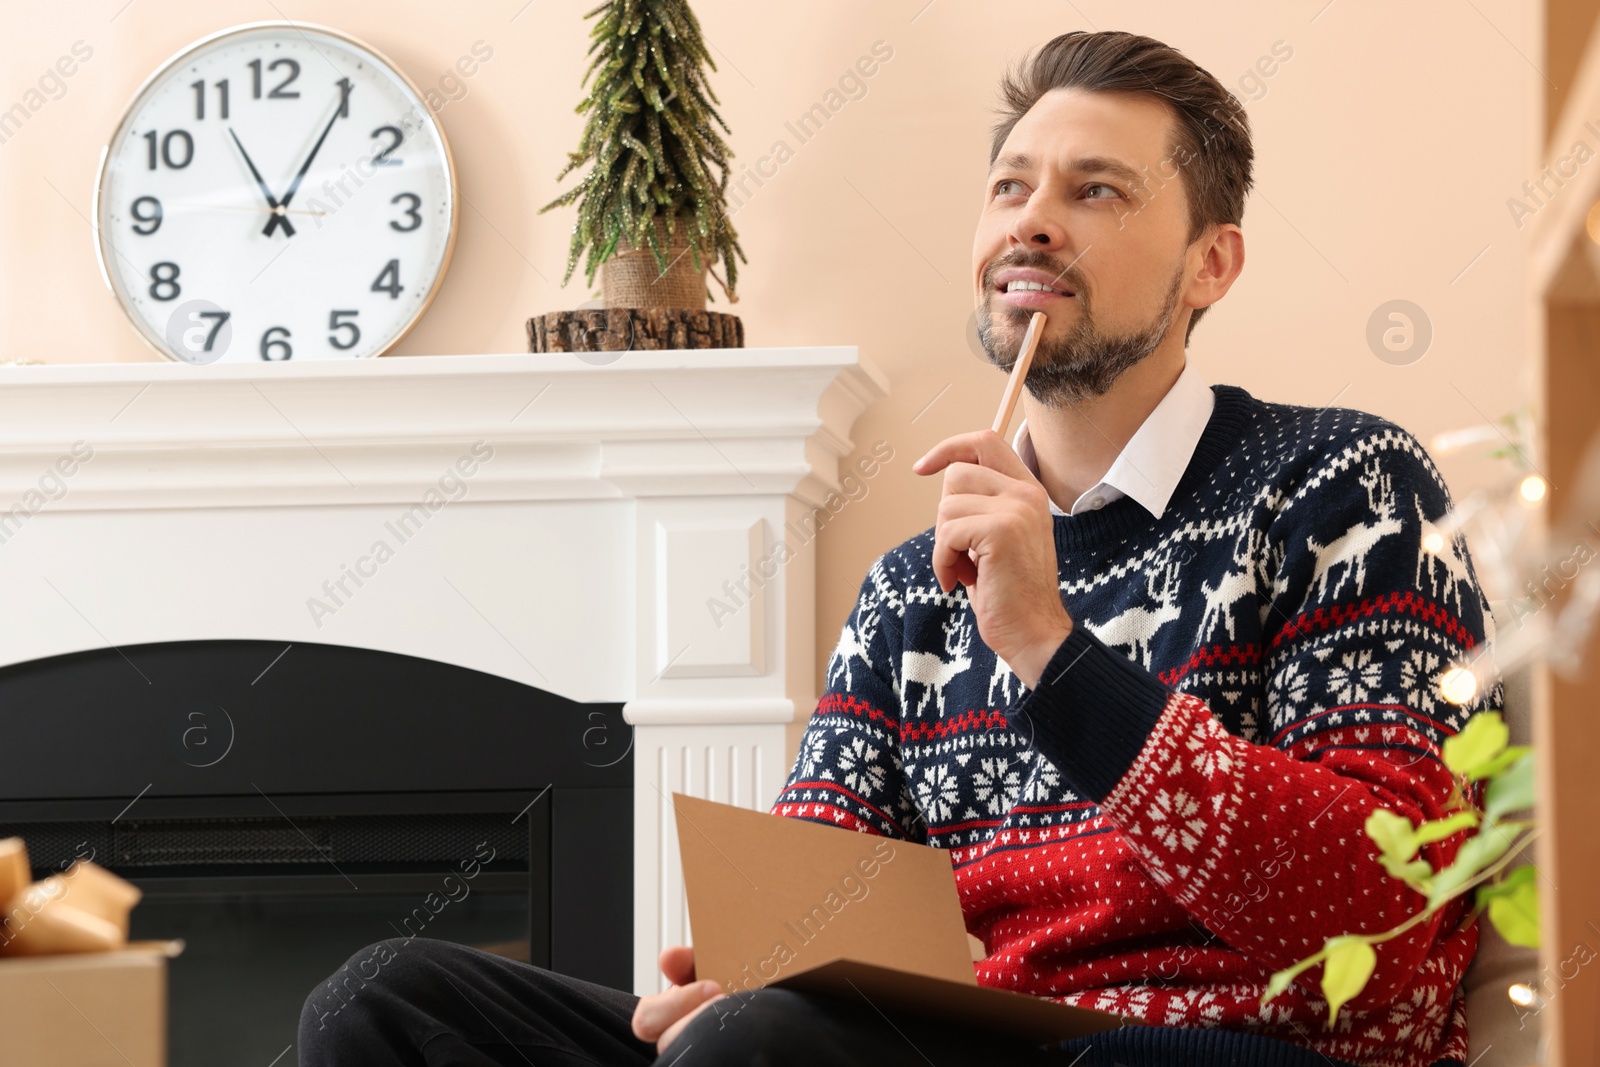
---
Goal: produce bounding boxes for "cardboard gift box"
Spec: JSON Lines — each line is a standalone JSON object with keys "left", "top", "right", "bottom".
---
{"left": 0, "top": 837, "right": 183, "bottom": 1066}
{"left": 672, "top": 793, "right": 1134, "bottom": 1044}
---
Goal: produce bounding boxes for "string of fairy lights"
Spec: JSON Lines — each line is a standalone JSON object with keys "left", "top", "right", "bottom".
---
{"left": 1428, "top": 404, "right": 1600, "bottom": 708}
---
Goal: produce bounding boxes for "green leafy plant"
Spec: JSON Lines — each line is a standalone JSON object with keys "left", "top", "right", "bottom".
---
{"left": 1262, "top": 710, "right": 1538, "bottom": 1024}
{"left": 538, "top": 0, "right": 745, "bottom": 301}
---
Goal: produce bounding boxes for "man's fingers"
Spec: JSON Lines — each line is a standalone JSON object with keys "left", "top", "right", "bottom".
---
{"left": 656, "top": 993, "right": 726, "bottom": 1056}
{"left": 937, "top": 490, "right": 1027, "bottom": 525}
{"left": 912, "top": 429, "right": 1031, "bottom": 481}
{"left": 658, "top": 945, "right": 695, "bottom": 988}
{"left": 936, "top": 492, "right": 985, "bottom": 526}
{"left": 931, "top": 515, "right": 985, "bottom": 592}
{"left": 936, "top": 461, "right": 1018, "bottom": 498}
{"left": 632, "top": 980, "right": 723, "bottom": 1043}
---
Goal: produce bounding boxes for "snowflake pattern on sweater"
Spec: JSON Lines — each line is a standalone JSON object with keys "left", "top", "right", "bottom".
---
{"left": 771, "top": 384, "right": 1502, "bottom": 1067}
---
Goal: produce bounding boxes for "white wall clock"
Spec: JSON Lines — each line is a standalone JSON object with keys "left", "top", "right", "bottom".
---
{"left": 93, "top": 21, "right": 458, "bottom": 363}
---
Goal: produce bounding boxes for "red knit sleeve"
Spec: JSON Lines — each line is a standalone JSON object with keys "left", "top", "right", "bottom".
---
{"left": 1009, "top": 425, "right": 1501, "bottom": 1010}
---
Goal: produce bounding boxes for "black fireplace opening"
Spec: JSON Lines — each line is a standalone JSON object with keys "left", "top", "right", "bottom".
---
{"left": 0, "top": 639, "right": 633, "bottom": 1067}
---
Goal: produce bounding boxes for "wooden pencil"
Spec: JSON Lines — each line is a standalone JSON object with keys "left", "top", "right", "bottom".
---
{"left": 992, "top": 311, "right": 1046, "bottom": 435}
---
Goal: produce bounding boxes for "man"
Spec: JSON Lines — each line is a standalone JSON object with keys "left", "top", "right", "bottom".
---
{"left": 300, "top": 29, "right": 1501, "bottom": 1067}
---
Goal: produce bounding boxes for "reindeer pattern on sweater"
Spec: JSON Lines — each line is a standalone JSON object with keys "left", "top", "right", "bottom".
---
{"left": 773, "top": 384, "right": 1502, "bottom": 1067}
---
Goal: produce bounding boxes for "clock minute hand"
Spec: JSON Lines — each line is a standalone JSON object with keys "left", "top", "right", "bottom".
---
{"left": 228, "top": 127, "right": 297, "bottom": 239}
{"left": 268, "top": 79, "right": 352, "bottom": 238}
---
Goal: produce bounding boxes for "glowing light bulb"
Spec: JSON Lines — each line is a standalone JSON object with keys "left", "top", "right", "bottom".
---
{"left": 1508, "top": 982, "right": 1536, "bottom": 1007}
{"left": 1423, "top": 532, "right": 1445, "bottom": 554}
{"left": 1438, "top": 667, "right": 1478, "bottom": 705}
{"left": 1518, "top": 475, "right": 1546, "bottom": 504}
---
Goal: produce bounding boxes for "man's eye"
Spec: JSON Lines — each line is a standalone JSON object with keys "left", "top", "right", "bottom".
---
{"left": 1084, "top": 183, "right": 1122, "bottom": 200}
{"left": 992, "top": 179, "right": 1024, "bottom": 197}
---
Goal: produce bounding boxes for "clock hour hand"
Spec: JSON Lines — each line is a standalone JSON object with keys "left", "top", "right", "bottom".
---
{"left": 227, "top": 127, "right": 296, "bottom": 238}
{"left": 267, "top": 78, "right": 352, "bottom": 238}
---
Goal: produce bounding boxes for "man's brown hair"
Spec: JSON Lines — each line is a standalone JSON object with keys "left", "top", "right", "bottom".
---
{"left": 989, "top": 31, "right": 1254, "bottom": 342}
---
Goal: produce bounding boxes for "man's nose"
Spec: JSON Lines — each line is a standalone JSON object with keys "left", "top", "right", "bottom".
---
{"left": 1008, "top": 189, "right": 1069, "bottom": 249}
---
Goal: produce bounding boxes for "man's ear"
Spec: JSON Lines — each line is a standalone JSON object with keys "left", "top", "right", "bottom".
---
{"left": 1185, "top": 223, "right": 1245, "bottom": 313}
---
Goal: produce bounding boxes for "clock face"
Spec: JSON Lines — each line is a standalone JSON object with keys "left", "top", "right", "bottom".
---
{"left": 94, "top": 22, "right": 457, "bottom": 362}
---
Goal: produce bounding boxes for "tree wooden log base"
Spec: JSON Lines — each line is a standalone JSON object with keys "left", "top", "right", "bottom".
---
{"left": 527, "top": 308, "right": 744, "bottom": 353}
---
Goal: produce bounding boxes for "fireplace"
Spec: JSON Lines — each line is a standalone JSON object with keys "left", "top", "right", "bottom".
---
{"left": 0, "top": 347, "right": 884, "bottom": 1053}
{"left": 0, "top": 637, "right": 630, "bottom": 1064}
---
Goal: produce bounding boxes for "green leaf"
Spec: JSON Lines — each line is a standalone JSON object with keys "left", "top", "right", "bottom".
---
{"left": 1427, "top": 827, "right": 1515, "bottom": 909}
{"left": 1321, "top": 937, "right": 1377, "bottom": 1025}
{"left": 1367, "top": 813, "right": 1426, "bottom": 882}
{"left": 1484, "top": 753, "right": 1535, "bottom": 821}
{"left": 1486, "top": 870, "right": 1541, "bottom": 948}
{"left": 1467, "top": 744, "right": 1531, "bottom": 783}
{"left": 1443, "top": 712, "right": 1508, "bottom": 779}
{"left": 1475, "top": 863, "right": 1536, "bottom": 906}
{"left": 1365, "top": 809, "right": 1477, "bottom": 885}
{"left": 1411, "top": 810, "right": 1480, "bottom": 848}
{"left": 1262, "top": 951, "right": 1324, "bottom": 1005}
{"left": 1262, "top": 965, "right": 1297, "bottom": 1004}
{"left": 1384, "top": 856, "right": 1435, "bottom": 884}
{"left": 1365, "top": 808, "right": 1417, "bottom": 861}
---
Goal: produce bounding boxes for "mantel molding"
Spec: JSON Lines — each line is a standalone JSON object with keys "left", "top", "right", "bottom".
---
{"left": 0, "top": 348, "right": 887, "bottom": 510}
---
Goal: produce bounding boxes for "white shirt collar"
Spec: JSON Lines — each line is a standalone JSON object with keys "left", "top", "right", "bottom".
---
{"left": 1010, "top": 356, "right": 1215, "bottom": 520}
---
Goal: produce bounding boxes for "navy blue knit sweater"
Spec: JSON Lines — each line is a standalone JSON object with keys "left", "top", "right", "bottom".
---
{"left": 771, "top": 383, "right": 1501, "bottom": 1067}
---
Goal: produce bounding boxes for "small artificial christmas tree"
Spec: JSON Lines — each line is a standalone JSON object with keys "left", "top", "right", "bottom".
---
{"left": 538, "top": 0, "right": 745, "bottom": 308}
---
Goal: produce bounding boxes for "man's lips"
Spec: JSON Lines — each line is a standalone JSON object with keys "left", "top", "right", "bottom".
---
{"left": 989, "top": 265, "right": 1077, "bottom": 308}
{"left": 997, "top": 286, "right": 1075, "bottom": 308}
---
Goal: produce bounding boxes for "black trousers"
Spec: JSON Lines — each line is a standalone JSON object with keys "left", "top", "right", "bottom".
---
{"left": 296, "top": 937, "right": 1356, "bottom": 1066}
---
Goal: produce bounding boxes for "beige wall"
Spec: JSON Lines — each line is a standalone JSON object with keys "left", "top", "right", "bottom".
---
{"left": 0, "top": 1, "right": 1536, "bottom": 692}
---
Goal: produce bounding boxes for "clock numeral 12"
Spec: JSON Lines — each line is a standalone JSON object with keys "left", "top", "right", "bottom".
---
{"left": 371, "top": 259, "right": 403, "bottom": 299}
{"left": 248, "top": 58, "right": 301, "bottom": 100}
{"left": 190, "top": 79, "right": 229, "bottom": 120}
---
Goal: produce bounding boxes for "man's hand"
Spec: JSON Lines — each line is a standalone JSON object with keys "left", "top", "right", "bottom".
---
{"left": 631, "top": 945, "right": 725, "bottom": 1055}
{"left": 913, "top": 429, "right": 1073, "bottom": 689}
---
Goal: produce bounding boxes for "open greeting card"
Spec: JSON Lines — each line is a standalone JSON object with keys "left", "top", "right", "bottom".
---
{"left": 672, "top": 793, "right": 1132, "bottom": 1044}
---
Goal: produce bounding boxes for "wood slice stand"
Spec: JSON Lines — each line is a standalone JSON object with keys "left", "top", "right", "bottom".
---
{"left": 528, "top": 309, "right": 744, "bottom": 353}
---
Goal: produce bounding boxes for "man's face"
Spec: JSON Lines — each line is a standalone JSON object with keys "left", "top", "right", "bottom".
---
{"left": 972, "top": 88, "right": 1198, "bottom": 405}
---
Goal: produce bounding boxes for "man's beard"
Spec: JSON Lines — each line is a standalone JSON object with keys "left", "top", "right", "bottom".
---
{"left": 977, "top": 263, "right": 1185, "bottom": 406}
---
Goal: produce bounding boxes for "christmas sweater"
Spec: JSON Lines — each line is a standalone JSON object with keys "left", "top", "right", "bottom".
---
{"left": 771, "top": 383, "right": 1502, "bottom": 1067}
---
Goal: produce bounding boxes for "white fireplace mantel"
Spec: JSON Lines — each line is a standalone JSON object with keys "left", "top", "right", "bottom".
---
{"left": 0, "top": 347, "right": 887, "bottom": 993}
{"left": 0, "top": 349, "right": 885, "bottom": 511}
